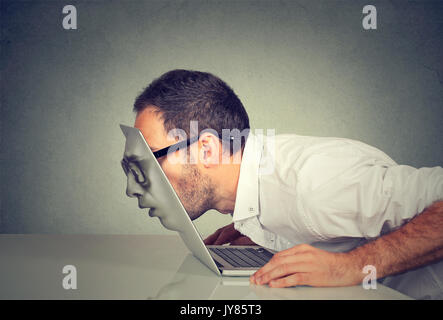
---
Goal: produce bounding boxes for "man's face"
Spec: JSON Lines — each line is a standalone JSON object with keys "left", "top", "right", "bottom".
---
{"left": 124, "top": 106, "right": 215, "bottom": 222}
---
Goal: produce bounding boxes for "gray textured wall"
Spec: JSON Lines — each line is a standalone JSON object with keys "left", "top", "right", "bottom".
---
{"left": 1, "top": 0, "right": 442, "bottom": 236}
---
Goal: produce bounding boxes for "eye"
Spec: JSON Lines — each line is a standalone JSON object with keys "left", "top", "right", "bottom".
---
{"left": 121, "top": 160, "right": 129, "bottom": 175}
{"left": 129, "top": 163, "right": 146, "bottom": 184}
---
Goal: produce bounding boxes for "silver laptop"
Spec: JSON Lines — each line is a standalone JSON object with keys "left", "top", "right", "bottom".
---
{"left": 120, "top": 124, "right": 275, "bottom": 276}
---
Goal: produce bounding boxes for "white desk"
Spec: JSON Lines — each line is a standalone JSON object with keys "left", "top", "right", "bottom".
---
{"left": 0, "top": 234, "right": 411, "bottom": 300}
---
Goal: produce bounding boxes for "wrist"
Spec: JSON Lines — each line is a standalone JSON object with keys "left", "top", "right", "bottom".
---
{"left": 338, "top": 252, "right": 365, "bottom": 286}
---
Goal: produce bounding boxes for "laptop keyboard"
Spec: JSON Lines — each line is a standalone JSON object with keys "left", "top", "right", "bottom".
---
{"left": 209, "top": 247, "right": 274, "bottom": 268}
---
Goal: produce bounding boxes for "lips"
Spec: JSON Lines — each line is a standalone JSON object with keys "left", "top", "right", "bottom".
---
{"left": 138, "top": 202, "right": 146, "bottom": 209}
{"left": 136, "top": 198, "right": 161, "bottom": 218}
{"left": 138, "top": 199, "right": 153, "bottom": 210}
{"left": 137, "top": 195, "right": 156, "bottom": 209}
{"left": 147, "top": 208, "right": 163, "bottom": 219}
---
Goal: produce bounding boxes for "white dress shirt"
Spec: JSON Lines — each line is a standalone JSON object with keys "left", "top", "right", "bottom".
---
{"left": 232, "top": 132, "right": 443, "bottom": 299}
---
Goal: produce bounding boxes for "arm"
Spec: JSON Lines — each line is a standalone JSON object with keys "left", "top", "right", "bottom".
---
{"left": 251, "top": 200, "right": 443, "bottom": 288}
{"left": 349, "top": 200, "right": 443, "bottom": 280}
{"left": 251, "top": 144, "right": 443, "bottom": 288}
{"left": 204, "top": 222, "right": 256, "bottom": 245}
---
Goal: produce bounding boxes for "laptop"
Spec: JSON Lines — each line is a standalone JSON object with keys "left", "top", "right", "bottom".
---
{"left": 120, "top": 124, "right": 275, "bottom": 276}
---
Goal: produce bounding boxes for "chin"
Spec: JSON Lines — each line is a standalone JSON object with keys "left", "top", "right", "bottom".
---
{"left": 148, "top": 208, "right": 161, "bottom": 218}
{"left": 187, "top": 209, "right": 205, "bottom": 221}
{"left": 158, "top": 217, "right": 180, "bottom": 232}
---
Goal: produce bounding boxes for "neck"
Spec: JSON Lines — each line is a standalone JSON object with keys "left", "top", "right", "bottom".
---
{"left": 212, "top": 160, "right": 242, "bottom": 215}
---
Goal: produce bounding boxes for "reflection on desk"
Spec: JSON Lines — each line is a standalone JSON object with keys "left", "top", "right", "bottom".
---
{"left": 148, "top": 254, "right": 411, "bottom": 300}
{"left": 0, "top": 234, "right": 411, "bottom": 300}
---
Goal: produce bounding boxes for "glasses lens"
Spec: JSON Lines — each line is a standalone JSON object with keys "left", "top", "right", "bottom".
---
{"left": 121, "top": 160, "right": 129, "bottom": 175}
{"left": 129, "top": 163, "right": 146, "bottom": 184}
{"left": 121, "top": 160, "right": 146, "bottom": 184}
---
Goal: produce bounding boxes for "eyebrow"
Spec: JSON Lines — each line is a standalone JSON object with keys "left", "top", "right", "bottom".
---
{"left": 123, "top": 155, "right": 140, "bottom": 162}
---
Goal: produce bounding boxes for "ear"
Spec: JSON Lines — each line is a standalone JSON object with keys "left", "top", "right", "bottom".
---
{"left": 198, "top": 131, "right": 221, "bottom": 168}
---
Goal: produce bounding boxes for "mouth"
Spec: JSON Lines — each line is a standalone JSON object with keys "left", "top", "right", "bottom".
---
{"left": 138, "top": 203, "right": 146, "bottom": 209}
{"left": 148, "top": 208, "right": 156, "bottom": 217}
{"left": 136, "top": 199, "right": 158, "bottom": 217}
{"left": 138, "top": 199, "right": 152, "bottom": 210}
{"left": 138, "top": 203, "right": 157, "bottom": 215}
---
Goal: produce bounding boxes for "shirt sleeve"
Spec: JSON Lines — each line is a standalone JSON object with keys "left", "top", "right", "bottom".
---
{"left": 299, "top": 142, "right": 443, "bottom": 240}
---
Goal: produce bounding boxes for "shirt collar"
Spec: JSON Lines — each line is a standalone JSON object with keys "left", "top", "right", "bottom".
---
{"left": 232, "top": 132, "right": 263, "bottom": 222}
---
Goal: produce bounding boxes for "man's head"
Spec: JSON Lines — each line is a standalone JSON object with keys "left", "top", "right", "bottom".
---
{"left": 124, "top": 69, "right": 250, "bottom": 220}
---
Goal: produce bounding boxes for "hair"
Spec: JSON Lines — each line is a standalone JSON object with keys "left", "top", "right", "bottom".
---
{"left": 133, "top": 69, "right": 250, "bottom": 153}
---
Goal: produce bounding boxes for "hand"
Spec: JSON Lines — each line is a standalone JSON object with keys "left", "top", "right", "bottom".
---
{"left": 250, "top": 244, "right": 361, "bottom": 288}
{"left": 204, "top": 223, "right": 256, "bottom": 245}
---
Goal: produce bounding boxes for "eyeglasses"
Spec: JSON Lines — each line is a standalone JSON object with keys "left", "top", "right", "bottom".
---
{"left": 121, "top": 135, "right": 200, "bottom": 184}
{"left": 152, "top": 135, "right": 200, "bottom": 159}
{"left": 152, "top": 134, "right": 236, "bottom": 158}
{"left": 121, "top": 158, "right": 147, "bottom": 184}
{"left": 122, "top": 135, "right": 236, "bottom": 182}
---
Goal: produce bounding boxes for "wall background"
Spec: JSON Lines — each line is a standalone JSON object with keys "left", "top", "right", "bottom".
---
{"left": 1, "top": 0, "right": 442, "bottom": 237}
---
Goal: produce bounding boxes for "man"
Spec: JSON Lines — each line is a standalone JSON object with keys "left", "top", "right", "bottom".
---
{"left": 124, "top": 69, "right": 443, "bottom": 299}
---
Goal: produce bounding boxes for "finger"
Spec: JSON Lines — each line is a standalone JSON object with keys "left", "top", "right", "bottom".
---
{"left": 230, "top": 236, "right": 256, "bottom": 246}
{"left": 255, "top": 260, "right": 311, "bottom": 285}
{"left": 203, "top": 228, "right": 223, "bottom": 245}
{"left": 268, "top": 273, "right": 310, "bottom": 288}
{"left": 251, "top": 254, "right": 309, "bottom": 284}
{"left": 213, "top": 226, "right": 241, "bottom": 245}
{"left": 203, "top": 223, "right": 235, "bottom": 245}
{"left": 203, "top": 236, "right": 215, "bottom": 245}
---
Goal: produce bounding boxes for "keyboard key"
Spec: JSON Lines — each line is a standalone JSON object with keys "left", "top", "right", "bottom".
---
{"left": 218, "top": 248, "right": 252, "bottom": 267}
{"left": 211, "top": 248, "right": 249, "bottom": 267}
{"left": 246, "top": 248, "right": 273, "bottom": 263}
{"left": 226, "top": 248, "right": 262, "bottom": 267}
{"left": 241, "top": 249, "right": 268, "bottom": 265}
{"left": 210, "top": 247, "right": 274, "bottom": 268}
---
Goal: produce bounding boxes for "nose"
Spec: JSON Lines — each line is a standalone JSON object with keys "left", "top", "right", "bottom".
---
{"left": 125, "top": 174, "right": 142, "bottom": 198}
{"left": 126, "top": 188, "right": 141, "bottom": 198}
